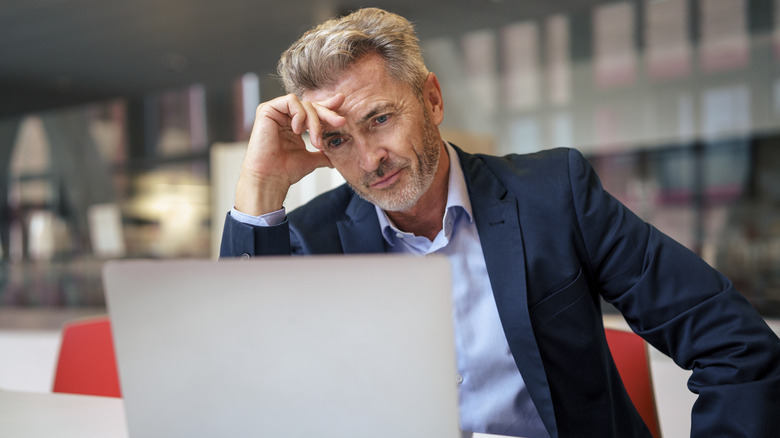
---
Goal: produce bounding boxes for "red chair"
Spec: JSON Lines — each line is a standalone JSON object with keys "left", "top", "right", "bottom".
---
{"left": 605, "top": 327, "right": 662, "bottom": 438}
{"left": 52, "top": 316, "right": 122, "bottom": 398}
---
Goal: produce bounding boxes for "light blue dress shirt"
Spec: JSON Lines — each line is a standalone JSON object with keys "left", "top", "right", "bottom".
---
{"left": 231, "top": 144, "right": 549, "bottom": 438}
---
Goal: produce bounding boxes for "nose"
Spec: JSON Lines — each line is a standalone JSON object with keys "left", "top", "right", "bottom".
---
{"left": 355, "top": 138, "right": 388, "bottom": 172}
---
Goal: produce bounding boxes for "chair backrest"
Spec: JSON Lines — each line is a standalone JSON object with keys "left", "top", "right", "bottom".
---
{"left": 52, "top": 316, "right": 122, "bottom": 398}
{"left": 605, "top": 327, "right": 661, "bottom": 438}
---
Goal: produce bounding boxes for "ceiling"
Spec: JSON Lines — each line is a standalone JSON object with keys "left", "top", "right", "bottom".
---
{"left": 0, "top": 0, "right": 607, "bottom": 119}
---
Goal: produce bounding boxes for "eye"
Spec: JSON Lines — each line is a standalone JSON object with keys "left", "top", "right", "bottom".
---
{"left": 327, "top": 137, "right": 344, "bottom": 149}
{"left": 375, "top": 114, "right": 389, "bottom": 124}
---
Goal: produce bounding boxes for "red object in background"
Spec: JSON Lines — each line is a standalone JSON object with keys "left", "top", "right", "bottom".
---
{"left": 606, "top": 327, "right": 662, "bottom": 438}
{"left": 52, "top": 316, "right": 122, "bottom": 398}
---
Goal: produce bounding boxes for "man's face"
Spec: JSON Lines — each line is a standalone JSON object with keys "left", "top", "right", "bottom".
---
{"left": 302, "top": 54, "right": 443, "bottom": 212}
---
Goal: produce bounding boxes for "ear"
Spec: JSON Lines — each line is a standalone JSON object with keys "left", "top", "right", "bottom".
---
{"left": 423, "top": 72, "right": 444, "bottom": 125}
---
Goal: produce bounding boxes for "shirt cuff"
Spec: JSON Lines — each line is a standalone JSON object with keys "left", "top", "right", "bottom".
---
{"left": 230, "top": 207, "right": 286, "bottom": 227}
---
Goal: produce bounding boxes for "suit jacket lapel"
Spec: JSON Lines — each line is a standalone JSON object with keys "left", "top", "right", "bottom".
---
{"left": 457, "top": 147, "right": 557, "bottom": 436}
{"left": 336, "top": 194, "right": 387, "bottom": 254}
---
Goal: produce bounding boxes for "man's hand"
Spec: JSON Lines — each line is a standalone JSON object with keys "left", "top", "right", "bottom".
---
{"left": 234, "top": 93, "right": 346, "bottom": 216}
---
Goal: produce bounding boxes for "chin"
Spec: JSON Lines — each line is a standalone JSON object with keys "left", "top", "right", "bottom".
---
{"left": 365, "top": 195, "right": 417, "bottom": 212}
{"left": 376, "top": 200, "right": 418, "bottom": 213}
{"left": 369, "top": 186, "right": 426, "bottom": 212}
{"left": 350, "top": 186, "right": 418, "bottom": 212}
{"left": 350, "top": 168, "right": 432, "bottom": 212}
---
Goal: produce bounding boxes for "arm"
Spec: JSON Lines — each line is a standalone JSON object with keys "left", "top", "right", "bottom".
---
{"left": 235, "top": 93, "right": 345, "bottom": 216}
{"left": 220, "top": 93, "right": 346, "bottom": 258}
{"left": 567, "top": 149, "right": 780, "bottom": 437}
{"left": 219, "top": 210, "right": 292, "bottom": 257}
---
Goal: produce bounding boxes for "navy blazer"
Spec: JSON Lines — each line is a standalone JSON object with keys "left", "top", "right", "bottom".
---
{"left": 221, "top": 146, "right": 780, "bottom": 437}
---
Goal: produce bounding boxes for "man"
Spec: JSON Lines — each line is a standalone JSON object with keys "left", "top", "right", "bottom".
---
{"left": 221, "top": 7, "right": 780, "bottom": 438}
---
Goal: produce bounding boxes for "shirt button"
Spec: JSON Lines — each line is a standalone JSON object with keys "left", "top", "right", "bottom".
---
{"left": 240, "top": 253, "right": 251, "bottom": 259}
{"left": 456, "top": 374, "right": 464, "bottom": 384}
{"left": 396, "top": 232, "right": 404, "bottom": 239}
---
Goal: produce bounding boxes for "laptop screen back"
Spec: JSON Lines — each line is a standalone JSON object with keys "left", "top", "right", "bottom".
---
{"left": 103, "top": 255, "right": 460, "bottom": 438}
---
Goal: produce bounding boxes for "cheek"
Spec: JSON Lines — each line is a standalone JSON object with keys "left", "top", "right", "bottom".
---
{"left": 329, "top": 157, "right": 361, "bottom": 181}
{"left": 379, "top": 126, "right": 419, "bottom": 154}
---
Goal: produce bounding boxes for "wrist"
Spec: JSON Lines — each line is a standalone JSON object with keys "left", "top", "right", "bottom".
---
{"left": 234, "top": 171, "right": 288, "bottom": 216}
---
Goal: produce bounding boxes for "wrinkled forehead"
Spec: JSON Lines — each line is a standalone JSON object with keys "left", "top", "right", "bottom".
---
{"left": 303, "top": 59, "right": 415, "bottom": 118}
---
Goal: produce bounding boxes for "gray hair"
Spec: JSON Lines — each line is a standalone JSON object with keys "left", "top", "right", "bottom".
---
{"left": 277, "top": 8, "right": 429, "bottom": 97}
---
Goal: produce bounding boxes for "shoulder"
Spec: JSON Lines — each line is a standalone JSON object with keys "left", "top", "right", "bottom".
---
{"left": 481, "top": 147, "right": 582, "bottom": 175}
{"left": 458, "top": 145, "right": 577, "bottom": 176}
{"left": 458, "top": 146, "right": 587, "bottom": 196}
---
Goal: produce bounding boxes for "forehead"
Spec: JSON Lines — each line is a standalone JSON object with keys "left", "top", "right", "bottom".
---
{"left": 302, "top": 54, "right": 414, "bottom": 119}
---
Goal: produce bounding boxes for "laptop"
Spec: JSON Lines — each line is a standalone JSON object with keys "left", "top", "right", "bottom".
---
{"left": 103, "top": 255, "right": 461, "bottom": 438}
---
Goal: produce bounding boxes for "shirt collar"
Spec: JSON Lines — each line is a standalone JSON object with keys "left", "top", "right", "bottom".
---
{"left": 376, "top": 142, "right": 474, "bottom": 246}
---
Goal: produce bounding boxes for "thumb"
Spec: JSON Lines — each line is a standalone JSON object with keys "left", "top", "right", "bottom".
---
{"left": 309, "top": 149, "right": 335, "bottom": 170}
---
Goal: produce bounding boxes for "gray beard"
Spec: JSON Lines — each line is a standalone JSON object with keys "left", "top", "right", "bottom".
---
{"left": 347, "top": 115, "right": 441, "bottom": 212}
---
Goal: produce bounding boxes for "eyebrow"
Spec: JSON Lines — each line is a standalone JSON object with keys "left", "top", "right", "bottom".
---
{"left": 359, "top": 103, "right": 395, "bottom": 124}
{"left": 321, "top": 103, "right": 396, "bottom": 139}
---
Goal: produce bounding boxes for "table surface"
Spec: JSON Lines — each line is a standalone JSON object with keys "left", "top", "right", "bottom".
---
{"left": 0, "top": 390, "right": 128, "bottom": 438}
{"left": 0, "top": 390, "right": 517, "bottom": 438}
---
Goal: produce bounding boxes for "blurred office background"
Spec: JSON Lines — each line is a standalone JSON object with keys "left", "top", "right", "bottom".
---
{"left": 2, "top": 2, "right": 780, "bottom": 435}
{"left": 1, "top": 0, "right": 779, "bottom": 314}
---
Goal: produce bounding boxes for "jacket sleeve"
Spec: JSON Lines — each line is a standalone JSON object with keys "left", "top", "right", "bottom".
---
{"left": 567, "top": 148, "right": 780, "bottom": 437}
{"left": 219, "top": 212, "right": 293, "bottom": 257}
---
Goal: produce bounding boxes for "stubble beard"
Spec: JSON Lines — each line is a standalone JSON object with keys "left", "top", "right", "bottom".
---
{"left": 348, "top": 111, "right": 441, "bottom": 212}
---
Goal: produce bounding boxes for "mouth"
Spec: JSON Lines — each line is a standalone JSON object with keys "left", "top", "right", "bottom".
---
{"left": 369, "top": 168, "right": 403, "bottom": 189}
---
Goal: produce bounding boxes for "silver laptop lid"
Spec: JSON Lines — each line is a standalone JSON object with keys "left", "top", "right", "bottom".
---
{"left": 103, "top": 255, "right": 460, "bottom": 438}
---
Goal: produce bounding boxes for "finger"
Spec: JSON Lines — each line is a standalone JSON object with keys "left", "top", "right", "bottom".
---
{"left": 255, "top": 95, "right": 303, "bottom": 134}
{"left": 292, "top": 95, "right": 345, "bottom": 141}
{"left": 314, "top": 94, "right": 347, "bottom": 128}
{"left": 259, "top": 94, "right": 344, "bottom": 149}
{"left": 287, "top": 98, "right": 308, "bottom": 135}
{"left": 317, "top": 93, "right": 345, "bottom": 110}
{"left": 284, "top": 94, "right": 343, "bottom": 137}
{"left": 307, "top": 96, "right": 347, "bottom": 149}
{"left": 299, "top": 100, "right": 323, "bottom": 148}
{"left": 308, "top": 149, "right": 334, "bottom": 170}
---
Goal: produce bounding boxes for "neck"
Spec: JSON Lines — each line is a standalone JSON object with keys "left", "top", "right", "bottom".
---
{"left": 385, "top": 141, "right": 450, "bottom": 241}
